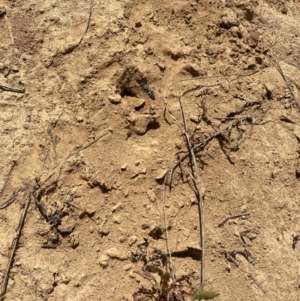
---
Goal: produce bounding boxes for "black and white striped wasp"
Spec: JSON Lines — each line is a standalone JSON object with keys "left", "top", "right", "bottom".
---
{"left": 117, "top": 65, "right": 157, "bottom": 101}
{"left": 139, "top": 82, "right": 155, "bottom": 100}
{"left": 121, "top": 80, "right": 156, "bottom": 101}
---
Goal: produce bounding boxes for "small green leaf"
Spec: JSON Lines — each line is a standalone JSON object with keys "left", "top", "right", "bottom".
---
{"left": 161, "top": 272, "right": 170, "bottom": 281}
{"left": 161, "top": 254, "right": 168, "bottom": 267}
{"left": 191, "top": 287, "right": 219, "bottom": 300}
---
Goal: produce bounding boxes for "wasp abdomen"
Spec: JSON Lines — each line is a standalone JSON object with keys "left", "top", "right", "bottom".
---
{"left": 146, "top": 90, "right": 155, "bottom": 100}
{"left": 140, "top": 83, "right": 155, "bottom": 100}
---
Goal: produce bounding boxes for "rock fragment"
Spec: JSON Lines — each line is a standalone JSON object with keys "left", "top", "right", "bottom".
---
{"left": 0, "top": 7, "right": 6, "bottom": 17}
{"left": 121, "top": 163, "right": 128, "bottom": 171}
{"left": 108, "top": 94, "right": 122, "bottom": 104}
{"left": 119, "top": 235, "right": 126, "bottom": 243}
{"left": 156, "top": 169, "right": 167, "bottom": 183}
{"left": 147, "top": 189, "right": 156, "bottom": 202}
{"left": 128, "top": 235, "right": 137, "bottom": 246}
{"left": 57, "top": 216, "right": 75, "bottom": 234}
{"left": 112, "top": 202, "right": 123, "bottom": 213}
{"left": 127, "top": 111, "right": 159, "bottom": 135}
{"left": 123, "top": 263, "right": 132, "bottom": 271}
{"left": 220, "top": 11, "right": 240, "bottom": 29}
{"left": 264, "top": 83, "right": 274, "bottom": 99}
{"left": 247, "top": 33, "right": 258, "bottom": 48}
{"left": 132, "top": 98, "right": 145, "bottom": 110}
{"left": 104, "top": 247, "right": 128, "bottom": 260}
{"left": 70, "top": 233, "right": 79, "bottom": 248}
{"left": 98, "top": 254, "right": 109, "bottom": 268}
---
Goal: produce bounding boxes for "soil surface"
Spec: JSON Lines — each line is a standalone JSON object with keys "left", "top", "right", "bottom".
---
{"left": 1, "top": 0, "right": 300, "bottom": 300}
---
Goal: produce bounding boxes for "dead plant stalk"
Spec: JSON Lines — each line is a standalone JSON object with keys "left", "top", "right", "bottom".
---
{"left": 179, "top": 84, "right": 205, "bottom": 288}
{"left": 270, "top": 52, "right": 300, "bottom": 112}
{"left": 0, "top": 194, "right": 32, "bottom": 300}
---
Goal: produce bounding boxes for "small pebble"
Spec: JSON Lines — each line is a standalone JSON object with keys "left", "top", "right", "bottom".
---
{"left": 123, "top": 264, "right": 132, "bottom": 271}
{"left": 139, "top": 167, "right": 147, "bottom": 174}
{"left": 128, "top": 235, "right": 137, "bottom": 246}
{"left": 175, "top": 142, "right": 182, "bottom": 150}
{"left": 98, "top": 254, "right": 109, "bottom": 268}
{"left": 121, "top": 163, "right": 128, "bottom": 171}
{"left": 12, "top": 65, "right": 19, "bottom": 72}
{"left": 113, "top": 215, "right": 121, "bottom": 224}
{"left": 104, "top": 247, "right": 128, "bottom": 260}
{"left": 156, "top": 169, "right": 166, "bottom": 181}
{"left": 70, "top": 234, "right": 79, "bottom": 248}
{"left": 119, "top": 236, "right": 126, "bottom": 243}
{"left": 112, "top": 202, "right": 123, "bottom": 213}
{"left": 98, "top": 227, "right": 109, "bottom": 237}
{"left": 104, "top": 247, "right": 120, "bottom": 259}
{"left": 86, "top": 207, "right": 96, "bottom": 216}
{"left": 108, "top": 94, "right": 122, "bottom": 104}
{"left": 147, "top": 189, "right": 156, "bottom": 202}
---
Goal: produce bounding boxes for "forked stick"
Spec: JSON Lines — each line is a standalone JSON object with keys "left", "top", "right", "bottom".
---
{"left": 178, "top": 84, "right": 206, "bottom": 287}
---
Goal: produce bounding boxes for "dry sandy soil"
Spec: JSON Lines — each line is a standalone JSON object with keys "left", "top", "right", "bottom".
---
{"left": 1, "top": 0, "right": 300, "bottom": 300}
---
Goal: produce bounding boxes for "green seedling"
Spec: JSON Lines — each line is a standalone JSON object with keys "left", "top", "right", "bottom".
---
{"left": 191, "top": 287, "right": 219, "bottom": 300}
{"left": 133, "top": 252, "right": 219, "bottom": 301}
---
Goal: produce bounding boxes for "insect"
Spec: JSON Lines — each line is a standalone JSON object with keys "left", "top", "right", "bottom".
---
{"left": 139, "top": 82, "right": 155, "bottom": 100}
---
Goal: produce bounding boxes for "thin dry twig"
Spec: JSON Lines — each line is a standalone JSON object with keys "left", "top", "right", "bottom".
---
{"left": 162, "top": 179, "right": 176, "bottom": 283}
{"left": 53, "top": 109, "right": 64, "bottom": 127}
{"left": 0, "top": 186, "right": 28, "bottom": 209}
{"left": 235, "top": 265, "right": 276, "bottom": 301}
{"left": 178, "top": 70, "right": 258, "bottom": 84}
{"left": 178, "top": 84, "right": 205, "bottom": 287}
{"left": 168, "top": 121, "right": 236, "bottom": 188}
{"left": 211, "top": 114, "right": 263, "bottom": 120}
{"left": 62, "top": 0, "right": 93, "bottom": 54}
{"left": 279, "top": 114, "right": 300, "bottom": 125}
{"left": 218, "top": 212, "right": 250, "bottom": 227}
{"left": 0, "top": 193, "right": 32, "bottom": 300}
{"left": 247, "top": 273, "right": 276, "bottom": 301}
{"left": 0, "top": 83, "right": 25, "bottom": 93}
{"left": 270, "top": 52, "right": 300, "bottom": 112}
{"left": 181, "top": 83, "right": 221, "bottom": 97}
{"left": 76, "top": 0, "right": 93, "bottom": 46}
{"left": 0, "top": 161, "right": 17, "bottom": 195}
{"left": 18, "top": 273, "right": 37, "bottom": 301}
{"left": 66, "top": 130, "right": 111, "bottom": 159}
{"left": 48, "top": 129, "right": 58, "bottom": 162}
{"left": 162, "top": 94, "right": 177, "bottom": 125}
{"left": 283, "top": 59, "right": 300, "bottom": 70}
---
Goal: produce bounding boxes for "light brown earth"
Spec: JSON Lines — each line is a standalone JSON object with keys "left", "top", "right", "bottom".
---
{"left": 0, "top": 0, "right": 300, "bottom": 300}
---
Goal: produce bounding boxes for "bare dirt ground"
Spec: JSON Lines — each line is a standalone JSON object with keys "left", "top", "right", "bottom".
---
{"left": 1, "top": 0, "right": 300, "bottom": 300}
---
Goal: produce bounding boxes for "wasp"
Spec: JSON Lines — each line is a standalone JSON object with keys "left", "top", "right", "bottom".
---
{"left": 139, "top": 82, "right": 155, "bottom": 100}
